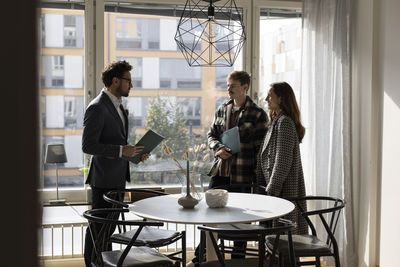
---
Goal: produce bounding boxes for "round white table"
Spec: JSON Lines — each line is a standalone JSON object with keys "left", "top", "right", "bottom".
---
{"left": 129, "top": 193, "right": 295, "bottom": 261}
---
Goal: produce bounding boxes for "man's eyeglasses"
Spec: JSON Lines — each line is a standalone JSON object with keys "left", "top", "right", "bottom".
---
{"left": 119, "top": 77, "right": 133, "bottom": 85}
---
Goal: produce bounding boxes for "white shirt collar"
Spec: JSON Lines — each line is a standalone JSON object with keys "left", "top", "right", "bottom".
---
{"left": 103, "top": 88, "right": 122, "bottom": 110}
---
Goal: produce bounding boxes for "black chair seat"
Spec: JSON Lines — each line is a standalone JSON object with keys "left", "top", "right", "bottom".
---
{"left": 83, "top": 208, "right": 175, "bottom": 267}
{"left": 104, "top": 189, "right": 186, "bottom": 266}
{"left": 111, "top": 226, "right": 181, "bottom": 247}
{"left": 199, "top": 258, "right": 269, "bottom": 267}
{"left": 102, "top": 246, "right": 173, "bottom": 267}
{"left": 197, "top": 219, "right": 296, "bottom": 267}
{"left": 217, "top": 223, "right": 271, "bottom": 242}
{"left": 266, "top": 234, "right": 332, "bottom": 256}
{"left": 264, "top": 196, "right": 346, "bottom": 267}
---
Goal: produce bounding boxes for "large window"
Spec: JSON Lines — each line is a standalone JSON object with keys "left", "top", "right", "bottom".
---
{"left": 105, "top": 3, "right": 243, "bottom": 187}
{"left": 39, "top": 8, "right": 85, "bottom": 190}
{"left": 39, "top": 3, "right": 304, "bottom": 195}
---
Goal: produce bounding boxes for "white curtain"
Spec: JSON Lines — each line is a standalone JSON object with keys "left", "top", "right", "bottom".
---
{"left": 300, "top": 0, "right": 356, "bottom": 266}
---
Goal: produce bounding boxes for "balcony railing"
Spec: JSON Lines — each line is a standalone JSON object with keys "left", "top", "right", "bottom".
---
{"left": 39, "top": 204, "right": 204, "bottom": 259}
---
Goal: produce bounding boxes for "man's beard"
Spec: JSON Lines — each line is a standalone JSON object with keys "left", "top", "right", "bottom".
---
{"left": 116, "top": 84, "right": 129, "bottom": 97}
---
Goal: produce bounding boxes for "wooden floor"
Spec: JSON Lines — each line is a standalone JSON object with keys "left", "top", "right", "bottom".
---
{"left": 41, "top": 253, "right": 326, "bottom": 267}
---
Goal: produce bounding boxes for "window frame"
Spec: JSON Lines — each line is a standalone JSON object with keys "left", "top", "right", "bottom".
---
{"left": 39, "top": 0, "right": 302, "bottom": 203}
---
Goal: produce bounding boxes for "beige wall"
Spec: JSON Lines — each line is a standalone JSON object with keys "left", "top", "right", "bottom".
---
{"left": 378, "top": 0, "right": 400, "bottom": 266}
{"left": 354, "top": 0, "right": 400, "bottom": 265}
{"left": 348, "top": 0, "right": 400, "bottom": 265}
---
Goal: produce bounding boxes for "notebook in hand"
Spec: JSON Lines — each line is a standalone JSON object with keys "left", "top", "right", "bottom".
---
{"left": 124, "top": 129, "right": 165, "bottom": 164}
{"left": 220, "top": 126, "right": 240, "bottom": 154}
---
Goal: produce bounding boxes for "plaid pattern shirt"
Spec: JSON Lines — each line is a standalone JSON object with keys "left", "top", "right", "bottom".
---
{"left": 207, "top": 96, "right": 268, "bottom": 184}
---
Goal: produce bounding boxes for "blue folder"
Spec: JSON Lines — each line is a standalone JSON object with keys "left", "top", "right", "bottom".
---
{"left": 220, "top": 126, "right": 240, "bottom": 154}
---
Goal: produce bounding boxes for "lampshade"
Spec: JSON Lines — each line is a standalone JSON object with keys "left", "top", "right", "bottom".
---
{"left": 174, "top": 0, "right": 246, "bottom": 67}
{"left": 45, "top": 144, "right": 67, "bottom": 164}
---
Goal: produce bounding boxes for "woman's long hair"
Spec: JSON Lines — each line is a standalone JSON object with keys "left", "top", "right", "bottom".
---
{"left": 268, "top": 82, "right": 305, "bottom": 142}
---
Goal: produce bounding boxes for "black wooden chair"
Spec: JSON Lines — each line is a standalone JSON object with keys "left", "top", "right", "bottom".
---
{"left": 83, "top": 208, "right": 174, "bottom": 267}
{"left": 265, "top": 196, "right": 346, "bottom": 267}
{"left": 103, "top": 189, "right": 186, "bottom": 266}
{"left": 209, "top": 183, "right": 266, "bottom": 259}
{"left": 196, "top": 218, "right": 297, "bottom": 267}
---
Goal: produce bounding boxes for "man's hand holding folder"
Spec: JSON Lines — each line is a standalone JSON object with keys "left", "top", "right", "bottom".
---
{"left": 123, "top": 129, "right": 165, "bottom": 164}
{"left": 215, "top": 147, "right": 233, "bottom": 159}
{"left": 219, "top": 126, "right": 241, "bottom": 157}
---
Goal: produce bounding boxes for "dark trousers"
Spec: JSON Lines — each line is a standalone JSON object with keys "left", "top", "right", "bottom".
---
{"left": 84, "top": 186, "right": 120, "bottom": 267}
{"left": 192, "top": 176, "right": 248, "bottom": 263}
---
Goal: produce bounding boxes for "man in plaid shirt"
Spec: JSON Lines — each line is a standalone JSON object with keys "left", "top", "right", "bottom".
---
{"left": 207, "top": 70, "right": 268, "bottom": 187}
{"left": 188, "top": 71, "right": 267, "bottom": 266}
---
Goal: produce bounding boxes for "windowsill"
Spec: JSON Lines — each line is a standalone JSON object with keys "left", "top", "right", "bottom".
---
{"left": 39, "top": 184, "right": 205, "bottom": 205}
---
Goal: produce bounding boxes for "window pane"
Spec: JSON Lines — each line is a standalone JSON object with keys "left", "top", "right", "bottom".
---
{"left": 116, "top": 17, "right": 160, "bottom": 49}
{"left": 215, "top": 97, "right": 229, "bottom": 109}
{"left": 178, "top": 19, "right": 202, "bottom": 52}
{"left": 258, "top": 9, "right": 302, "bottom": 109}
{"left": 40, "top": 8, "right": 85, "bottom": 189}
{"left": 215, "top": 60, "right": 234, "bottom": 90}
{"left": 105, "top": 3, "right": 243, "bottom": 187}
{"left": 117, "top": 57, "right": 143, "bottom": 88}
{"left": 160, "top": 58, "right": 202, "bottom": 89}
{"left": 214, "top": 22, "right": 241, "bottom": 52}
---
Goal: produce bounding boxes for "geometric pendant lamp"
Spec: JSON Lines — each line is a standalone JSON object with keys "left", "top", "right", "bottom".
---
{"left": 175, "top": 0, "right": 246, "bottom": 67}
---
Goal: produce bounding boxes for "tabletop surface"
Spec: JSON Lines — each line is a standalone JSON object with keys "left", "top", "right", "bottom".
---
{"left": 129, "top": 192, "right": 295, "bottom": 224}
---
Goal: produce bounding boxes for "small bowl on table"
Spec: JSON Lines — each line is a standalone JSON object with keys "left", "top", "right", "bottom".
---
{"left": 205, "top": 189, "right": 229, "bottom": 208}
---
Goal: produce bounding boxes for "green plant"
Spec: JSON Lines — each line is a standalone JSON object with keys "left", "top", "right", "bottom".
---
{"left": 145, "top": 97, "right": 189, "bottom": 159}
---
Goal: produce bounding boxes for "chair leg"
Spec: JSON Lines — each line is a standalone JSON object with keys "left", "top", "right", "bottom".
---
{"left": 279, "top": 253, "right": 283, "bottom": 267}
{"left": 334, "top": 253, "right": 341, "bottom": 267}
{"left": 182, "top": 231, "right": 186, "bottom": 267}
{"left": 287, "top": 232, "right": 295, "bottom": 267}
{"left": 316, "top": 256, "right": 321, "bottom": 267}
{"left": 199, "top": 230, "right": 206, "bottom": 264}
{"left": 269, "top": 234, "right": 280, "bottom": 267}
{"left": 258, "top": 236, "right": 266, "bottom": 267}
{"left": 220, "top": 238, "right": 225, "bottom": 259}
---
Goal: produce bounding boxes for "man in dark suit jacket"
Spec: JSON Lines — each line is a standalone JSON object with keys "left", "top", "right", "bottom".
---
{"left": 82, "top": 60, "right": 149, "bottom": 266}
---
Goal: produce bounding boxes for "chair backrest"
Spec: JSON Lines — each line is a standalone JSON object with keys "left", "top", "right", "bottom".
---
{"left": 212, "top": 183, "right": 266, "bottom": 194}
{"left": 104, "top": 188, "right": 167, "bottom": 208}
{"left": 198, "top": 218, "right": 296, "bottom": 267}
{"left": 290, "top": 196, "right": 345, "bottom": 250}
{"left": 103, "top": 189, "right": 168, "bottom": 234}
{"left": 83, "top": 208, "right": 163, "bottom": 266}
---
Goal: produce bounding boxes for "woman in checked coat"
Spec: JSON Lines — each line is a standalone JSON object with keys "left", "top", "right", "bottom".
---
{"left": 256, "top": 81, "right": 308, "bottom": 234}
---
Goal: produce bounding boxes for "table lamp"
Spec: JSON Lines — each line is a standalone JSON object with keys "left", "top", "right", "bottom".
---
{"left": 45, "top": 144, "right": 67, "bottom": 204}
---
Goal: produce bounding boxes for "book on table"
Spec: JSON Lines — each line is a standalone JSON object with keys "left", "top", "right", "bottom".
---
{"left": 124, "top": 129, "right": 165, "bottom": 164}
